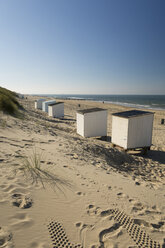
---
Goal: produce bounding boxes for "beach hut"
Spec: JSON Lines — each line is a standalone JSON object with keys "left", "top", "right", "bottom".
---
{"left": 48, "top": 102, "right": 64, "bottom": 118}
{"left": 18, "top": 94, "right": 24, "bottom": 99}
{"left": 42, "top": 100, "right": 56, "bottom": 113}
{"left": 111, "top": 110, "right": 154, "bottom": 150}
{"left": 77, "top": 108, "right": 107, "bottom": 137}
{"left": 35, "top": 99, "right": 46, "bottom": 110}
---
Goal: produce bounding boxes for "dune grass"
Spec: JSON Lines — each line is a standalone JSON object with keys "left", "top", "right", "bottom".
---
{"left": 18, "top": 150, "right": 71, "bottom": 191}
{"left": 0, "top": 86, "right": 22, "bottom": 116}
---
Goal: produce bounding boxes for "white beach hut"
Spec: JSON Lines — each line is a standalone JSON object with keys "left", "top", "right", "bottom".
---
{"left": 77, "top": 108, "right": 107, "bottom": 137}
{"left": 35, "top": 99, "right": 46, "bottom": 110}
{"left": 18, "top": 94, "right": 24, "bottom": 99}
{"left": 111, "top": 110, "right": 154, "bottom": 150}
{"left": 42, "top": 100, "right": 56, "bottom": 113}
{"left": 48, "top": 102, "right": 64, "bottom": 118}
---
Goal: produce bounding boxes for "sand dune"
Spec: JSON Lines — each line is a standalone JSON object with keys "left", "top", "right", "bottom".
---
{"left": 0, "top": 96, "right": 165, "bottom": 248}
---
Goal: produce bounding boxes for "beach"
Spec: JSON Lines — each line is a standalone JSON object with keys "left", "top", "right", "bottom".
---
{"left": 0, "top": 95, "right": 165, "bottom": 248}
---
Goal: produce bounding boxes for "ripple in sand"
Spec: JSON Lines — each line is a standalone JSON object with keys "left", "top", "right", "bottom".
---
{"left": 10, "top": 217, "right": 34, "bottom": 230}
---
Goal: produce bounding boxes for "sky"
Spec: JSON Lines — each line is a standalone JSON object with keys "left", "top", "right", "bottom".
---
{"left": 0, "top": 0, "right": 165, "bottom": 95}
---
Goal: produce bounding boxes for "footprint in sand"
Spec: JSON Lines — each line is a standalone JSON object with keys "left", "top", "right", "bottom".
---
{"left": 98, "top": 222, "right": 122, "bottom": 248}
{"left": 151, "top": 221, "right": 165, "bottom": 230}
{"left": 75, "top": 221, "right": 94, "bottom": 244}
{"left": 86, "top": 204, "right": 101, "bottom": 216}
{"left": 130, "top": 200, "right": 162, "bottom": 217}
{"left": 63, "top": 165, "right": 68, "bottom": 168}
{"left": 116, "top": 192, "right": 128, "bottom": 199}
{"left": 76, "top": 191, "right": 85, "bottom": 196}
{"left": 130, "top": 201, "right": 145, "bottom": 213}
{"left": 99, "top": 208, "right": 162, "bottom": 248}
{"left": 0, "top": 226, "right": 13, "bottom": 248}
{"left": 75, "top": 222, "right": 82, "bottom": 228}
{"left": 11, "top": 193, "right": 33, "bottom": 209}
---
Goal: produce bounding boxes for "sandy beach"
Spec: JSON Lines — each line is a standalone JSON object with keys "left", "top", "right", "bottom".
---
{"left": 0, "top": 96, "right": 165, "bottom": 248}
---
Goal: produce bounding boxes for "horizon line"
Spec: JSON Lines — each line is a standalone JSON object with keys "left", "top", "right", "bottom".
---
{"left": 28, "top": 93, "right": 165, "bottom": 96}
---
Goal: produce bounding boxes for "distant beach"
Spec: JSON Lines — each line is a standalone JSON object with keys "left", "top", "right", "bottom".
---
{"left": 33, "top": 94, "right": 165, "bottom": 110}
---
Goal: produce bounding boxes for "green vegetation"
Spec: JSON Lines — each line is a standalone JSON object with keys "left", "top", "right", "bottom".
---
{"left": 0, "top": 86, "right": 22, "bottom": 116}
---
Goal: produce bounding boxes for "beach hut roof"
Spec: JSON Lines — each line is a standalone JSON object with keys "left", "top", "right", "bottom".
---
{"left": 36, "top": 98, "right": 45, "bottom": 102}
{"left": 112, "top": 110, "right": 154, "bottom": 118}
{"left": 77, "top": 108, "right": 107, "bottom": 115}
{"left": 48, "top": 102, "right": 64, "bottom": 106}
{"left": 44, "top": 100, "right": 56, "bottom": 103}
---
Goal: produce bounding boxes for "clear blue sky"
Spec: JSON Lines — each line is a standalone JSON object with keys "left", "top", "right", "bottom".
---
{"left": 0, "top": 0, "right": 165, "bottom": 94}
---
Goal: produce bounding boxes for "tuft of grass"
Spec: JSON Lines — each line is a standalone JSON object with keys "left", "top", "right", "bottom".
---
{"left": 0, "top": 86, "right": 23, "bottom": 116}
{"left": 18, "top": 150, "right": 71, "bottom": 191}
{"left": 0, "top": 118, "right": 7, "bottom": 128}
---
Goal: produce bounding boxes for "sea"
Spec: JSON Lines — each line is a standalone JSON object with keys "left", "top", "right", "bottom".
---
{"left": 36, "top": 94, "right": 165, "bottom": 110}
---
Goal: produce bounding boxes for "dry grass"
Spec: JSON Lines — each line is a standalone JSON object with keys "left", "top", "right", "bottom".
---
{"left": 18, "top": 149, "right": 71, "bottom": 192}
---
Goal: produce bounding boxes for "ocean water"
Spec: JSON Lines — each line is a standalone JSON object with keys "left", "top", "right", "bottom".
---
{"left": 37, "top": 94, "right": 165, "bottom": 110}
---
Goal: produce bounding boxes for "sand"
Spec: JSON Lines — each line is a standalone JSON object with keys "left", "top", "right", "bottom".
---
{"left": 0, "top": 96, "right": 165, "bottom": 248}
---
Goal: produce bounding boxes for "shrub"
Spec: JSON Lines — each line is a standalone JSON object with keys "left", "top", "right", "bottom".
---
{"left": 0, "top": 86, "right": 22, "bottom": 116}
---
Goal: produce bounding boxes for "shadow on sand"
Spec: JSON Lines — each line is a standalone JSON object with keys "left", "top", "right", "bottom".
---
{"left": 117, "top": 147, "right": 165, "bottom": 165}
{"left": 96, "top": 136, "right": 165, "bottom": 165}
{"left": 60, "top": 117, "right": 76, "bottom": 122}
{"left": 96, "top": 136, "right": 112, "bottom": 142}
{"left": 143, "top": 149, "right": 165, "bottom": 164}
{"left": 44, "top": 117, "right": 76, "bottom": 124}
